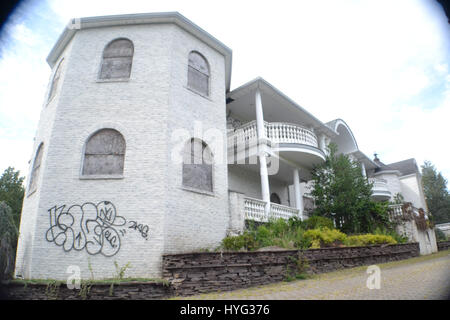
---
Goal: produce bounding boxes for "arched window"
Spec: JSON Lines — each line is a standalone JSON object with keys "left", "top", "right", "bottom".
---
{"left": 270, "top": 193, "right": 281, "bottom": 204}
{"left": 82, "top": 129, "right": 126, "bottom": 176}
{"left": 29, "top": 143, "right": 44, "bottom": 193}
{"left": 187, "top": 51, "right": 209, "bottom": 96}
{"left": 48, "top": 59, "right": 64, "bottom": 102}
{"left": 182, "top": 138, "right": 213, "bottom": 192}
{"left": 99, "top": 38, "right": 134, "bottom": 80}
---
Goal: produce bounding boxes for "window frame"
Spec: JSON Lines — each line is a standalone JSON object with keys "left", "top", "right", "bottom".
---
{"left": 186, "top": 51, "right": 210, "bottom": 97}
{"left": 181, "top": 138, "right": 215, "bottom": 195}
{"left": 80, "top": 128, "right": 126, "bottom": 180}
{"left": 28, "top": 142, "right": 44, "bottom": 196}
{"left": 47, "top": 58, "right": 64, "bottom": 105}
{"left": 97, "top": 38, "right": 134, "bottom": 82}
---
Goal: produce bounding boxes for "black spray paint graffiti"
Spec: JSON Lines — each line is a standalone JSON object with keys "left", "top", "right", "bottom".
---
{"left": 46, "top": 201, "right": 150, "bottom": 257}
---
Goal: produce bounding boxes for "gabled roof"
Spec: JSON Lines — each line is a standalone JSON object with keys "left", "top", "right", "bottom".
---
{"left": 47, "top": 12, "right": 233, "bottom": 91}
{"left": 386, "top": 158, "right": 419, "bottom": 176}
{"left": 373, "top": 157, "right": 419, "bottom": 176}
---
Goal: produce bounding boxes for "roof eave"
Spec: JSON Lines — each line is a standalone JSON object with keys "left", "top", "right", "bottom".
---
{"left": 46, "top": 12, "right": 233, "bottom": 91}
{"left": 227, "top": 77, "right": 338, "bottom": 137}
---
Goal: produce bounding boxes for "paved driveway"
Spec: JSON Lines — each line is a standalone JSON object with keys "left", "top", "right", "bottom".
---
{"left": 180, "top": 251, "right": 450, "bottom": 300}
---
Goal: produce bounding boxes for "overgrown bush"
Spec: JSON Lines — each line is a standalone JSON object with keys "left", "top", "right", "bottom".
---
{"left": 0, "top": 202, "right": 18, "bottom": 280}
{"left": 221, "top": 218, "right": 403, "bottom": 251}
{"left": 373, "top": 227, "right": 408, "bottom": 244}
{"left": 345, "top": 234, "right": 397, "bottom": 246}
{"left": 221, "top": 232, "right": 257, "bottom": 251}
{"left": 294, "top": 215, "right": 334, "bottom": 230}
{"left": 303, "top": 227, "right": 347, "bottom": 248}
{"left": 435, "top": 228, "right": 448, "bottom": 241}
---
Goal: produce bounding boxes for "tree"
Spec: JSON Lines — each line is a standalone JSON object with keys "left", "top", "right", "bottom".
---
{"left": 310, "top": 143, "right": 391, "bottom": 234}
{"left": 0, "top": 167, "right": 25, "bottom": 228}
{"left": 0, "top": 202, "right": 18, "bottom": 279}
{"left": 421, "top": 161, "right": 450, "bottom": 224}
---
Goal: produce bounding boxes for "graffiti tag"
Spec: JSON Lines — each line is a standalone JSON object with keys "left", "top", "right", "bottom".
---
{"left": 46, "top": 201, "right": 127, "bottom": 257}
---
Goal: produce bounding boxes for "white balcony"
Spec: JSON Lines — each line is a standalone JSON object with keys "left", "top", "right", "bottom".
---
{"left": 228, "top": 121, "right": 325, "bottom": 170}
{"left": 369, "top": 177, "right": 391, "bottom": 201}
{"left": 244, "top": 196, "right": 300, "bottom": 222}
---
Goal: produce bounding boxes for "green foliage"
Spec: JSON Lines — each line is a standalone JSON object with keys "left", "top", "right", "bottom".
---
{"left": 345, "top": 234, "right": 397, "bottom": 246}
{"left": 373, "top": 227, "right": 408, "bottom": 244}
{"left": 221, "top": 217, "right": 402, "bottom": 251}
{"left": 285, "top": 253, "right": 310, "bottom": 282}
{"left": 435, "top": 228, "right": 448, "bottom": 241}
{"left": 0, "top": 202, "right": 18, "bottom": 280}
{"left": 113, "top": 261, "right": 132, "bottom": 280}
{"left": 310, "top": 143, "right": 392, "bottom": 234}
{"left": 303, "top": 227, "right": 347, "bottom": 248}
{"left": 421, "top": 161, "right": 450, "bottom": 224}
{"left": 299, "top": 215, "right": 334, "bottom": 230}
{"left": 110, "top": 261, "right": 132, "bottom": 296}
{"left": 45, "top": 281, "right": 60, "bottom": 300}
{"left": 391, "top": 193, "right": 405, "bottom": 205}
{"left": 0, "top": 167, "right": 25, "bottom": 228}
{"left": 221, "top": 232, "right": 258, "bottom": 251}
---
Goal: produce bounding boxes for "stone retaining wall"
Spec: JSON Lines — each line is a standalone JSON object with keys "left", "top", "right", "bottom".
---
{"left": 437, "top": 240, "right": 450, "bottom": 252}
{"left": 2, "top": 243, "right": 421, "bottom": 299}
{"left": 163, "top": 243, "right": 420, "bottom": 296}
{"left": 1, "top": 281, "right": 173, "bottom": 300}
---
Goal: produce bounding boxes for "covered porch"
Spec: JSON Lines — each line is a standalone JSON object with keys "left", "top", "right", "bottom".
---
{"left": 226, "top": 78, "right": 330, "bottom": 233}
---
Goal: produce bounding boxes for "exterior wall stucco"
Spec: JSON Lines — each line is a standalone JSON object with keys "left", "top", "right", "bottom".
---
{"left": 400, "top": 174, "right": 427, "bottom": 209}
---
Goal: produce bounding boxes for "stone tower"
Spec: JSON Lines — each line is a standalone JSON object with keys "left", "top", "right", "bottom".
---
{"left": 15, "top": 12, "right": 232, "bottom": 280}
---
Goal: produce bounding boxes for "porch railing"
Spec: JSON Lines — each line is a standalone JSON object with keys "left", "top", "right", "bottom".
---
{"left": 388, "top": 204, "right": 403, "bottom": 221}
{"left": 244, "top": 196, "right": 300, "bottom": 222}
{"left": 228, "top": 120, "right": 319, "bottom": 150}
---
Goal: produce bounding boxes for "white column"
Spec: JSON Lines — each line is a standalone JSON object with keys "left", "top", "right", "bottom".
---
{"left": 361, "top": 161, "right": 367, "bottom": 178}
{"left": 324, "top": 137, "right": 331, "bottom": 155}
{"left": 293, "top": 168, "right": 304, "bottom": 220}
{"left": 255, "top": 88, "right": 266, "bottom": 141}
{"left": 255, "top": 88, "right": 270, "bottom": 215}
{"left": 319, "top": 134, "right": 326, "bottom": 153}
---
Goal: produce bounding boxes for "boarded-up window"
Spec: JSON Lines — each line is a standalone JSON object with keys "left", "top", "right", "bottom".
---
{"left": 82, "top": 129, "right": 126, "bottom": 176}
{"left": 182, "top": 138, "right": 213, "bottom": 192}
{"left": 187, "top": 51, "right": 209, "bottom": 96}
{"left": 29, "top": 143, "right": 44, "bottom": 193}
{"left": 99, "top": 39, "right": 134, "bottom": 80}
{"left": 48, "top": 59, "right": 63, "bottom": 102}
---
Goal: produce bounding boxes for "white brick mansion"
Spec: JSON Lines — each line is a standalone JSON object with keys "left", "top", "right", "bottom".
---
{"left": 15, "top": 12, "right": 436, "bottom": 280}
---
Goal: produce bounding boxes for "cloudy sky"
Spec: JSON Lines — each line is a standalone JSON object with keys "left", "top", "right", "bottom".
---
{"left": 0, "top": 0, "right": 449, "bottom": 185}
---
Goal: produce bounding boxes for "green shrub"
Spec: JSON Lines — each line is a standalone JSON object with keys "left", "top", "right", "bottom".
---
{"left": 345, "top": 234, "right": 397, "bottom": 246}
{"left": 373, "top": 227, "right": 408, "bottom": 244}
{"left": 266, "top": 218, "right": 291, "bottom": 238}
{"left": 221, "top": 232, "right": 257, "bottom": 251}
{"left": 435, "top": 228, "right": 448, "bottom": 241}
{"left": 255, "top": 226, "right": 273, "bottom": 247}
{"left": 303, "top": 227, "right": 347, "bottom": 248}
{"left": 301, "top": 216, "right": 334, "bottom": 230}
